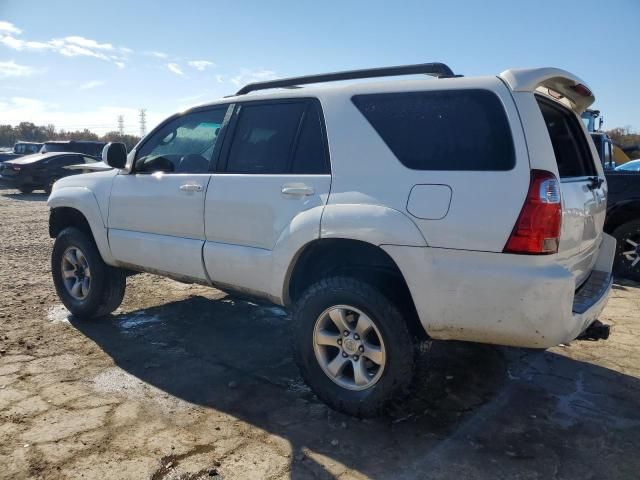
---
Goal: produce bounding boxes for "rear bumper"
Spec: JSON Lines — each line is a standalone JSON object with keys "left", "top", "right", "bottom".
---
{"left": 382, "top": 233, "right": 616, "bottom": 349}
{"left": 0, "top": 174, "right": 29, "bottom": 188}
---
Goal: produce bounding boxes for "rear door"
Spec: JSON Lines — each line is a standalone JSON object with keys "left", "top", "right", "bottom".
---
{"left": 203, "top": 99, "right": 331, "bottom": 294}
{"left": 536, "top": 96, "right": 606, "bottom": 285}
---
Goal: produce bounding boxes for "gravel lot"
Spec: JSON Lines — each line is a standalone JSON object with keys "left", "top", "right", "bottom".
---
{"left": 1, "top": 187, "right": 639, "bottom": 480}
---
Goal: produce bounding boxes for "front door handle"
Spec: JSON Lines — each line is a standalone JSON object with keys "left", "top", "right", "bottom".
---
{"left": 281, "top": 184, "right": 314, "bottom": 196}
{"left": 180, "top": 183, "right": 204, "bottom": 192}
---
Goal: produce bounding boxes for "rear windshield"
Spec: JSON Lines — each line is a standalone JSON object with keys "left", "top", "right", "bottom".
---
{"left": 537, "top": 97, "right": 597, "bottom": 178}
{"left": 352, "top": 89, "right": 515, "bottom": 171}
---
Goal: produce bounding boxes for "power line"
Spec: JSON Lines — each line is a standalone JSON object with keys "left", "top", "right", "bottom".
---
{"left": 139, "top": 109, "right": 147, "bottom": 138}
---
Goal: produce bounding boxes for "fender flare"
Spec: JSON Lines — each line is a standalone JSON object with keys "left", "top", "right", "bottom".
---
{"left": 47, "top": 186, "right": 116, "bottom": 265}
{"left": 275, "top": 203, "right": 428, "bottom": 304}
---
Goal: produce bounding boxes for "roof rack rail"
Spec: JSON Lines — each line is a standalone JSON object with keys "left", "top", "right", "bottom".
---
{"left": 235, "top": 62, "right": 457, "bottom": 95}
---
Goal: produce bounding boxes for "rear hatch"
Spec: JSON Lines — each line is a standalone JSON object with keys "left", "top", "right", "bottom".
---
{"left": 536, "top": 96, "right": 606, "bottom": 287}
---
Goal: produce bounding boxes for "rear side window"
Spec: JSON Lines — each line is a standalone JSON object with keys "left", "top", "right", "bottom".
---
{"left": 352, "top": 90, "right": 515, "bottom": 171}
{"left": 291, "top": 103, "right": 328, "bottom": 174}
{"left": 225, "top": 101, "right": 329, "bottom": 174}
{"left": 537, "top": 97, "right": 597, "bottom": 178}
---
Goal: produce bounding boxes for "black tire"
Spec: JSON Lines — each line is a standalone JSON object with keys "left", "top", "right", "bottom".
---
{"left": 52, "top": 227, "right": 126, "bottom": 318}
{"left": 292, "top": 276, "right": 416, "bottom": 417}
{"left": 18, "top": 186, "right": 33, "bottom": 194}
{"left": 44, "top": 177, "right": 59, "bottom": 195}
{"left": 612, "top": 220, "right": 640, "bottom": 282}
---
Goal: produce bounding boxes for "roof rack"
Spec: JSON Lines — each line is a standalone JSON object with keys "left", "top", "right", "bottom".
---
{"left": 235, "top": 62, "right": 457, "bottom": 95}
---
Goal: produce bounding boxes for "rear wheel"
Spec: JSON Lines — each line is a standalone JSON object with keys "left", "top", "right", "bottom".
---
{"left": 52, "top": 227, "right": 126, "bottom": 318}
{"left": 18, "top": 186, "right": 33, "bottom": 194}
{"left": 292, "top": 276, "right": 416, "bottom": 417}
{"left": 613, "top": 220, "right": 640, "bottom": 282}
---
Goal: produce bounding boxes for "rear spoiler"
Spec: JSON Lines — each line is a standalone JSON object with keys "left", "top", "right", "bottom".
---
{"left": 499, "top": 68, "right": 595, "bottom": 114}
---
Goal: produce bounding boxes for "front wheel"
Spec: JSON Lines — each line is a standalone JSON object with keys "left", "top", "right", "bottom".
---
{"left": 292, "top": 276, "right": 416, "bottom": 417}
{"left": 613, "top": 220, "right": 640, "bottom": 282}
{"left": 18, "top": 186, "right": 33, "bottom": 194}
{"left": 52, "top": 227, "right": 126, "bottom": 318}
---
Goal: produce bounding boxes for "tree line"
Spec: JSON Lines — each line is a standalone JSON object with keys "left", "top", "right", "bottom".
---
{"left": 0, "top": 122, "right": 141, "bottom": 152}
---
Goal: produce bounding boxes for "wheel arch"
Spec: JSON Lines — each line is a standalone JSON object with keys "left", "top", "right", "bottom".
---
{"left": 48, "top": 187, "right": 115, "bottom": 265}
{"left": 605, "top": 200, "right": 640, "bottom": 234}
{"left": 284, "top": 237, "right": 426, "bottom": 340}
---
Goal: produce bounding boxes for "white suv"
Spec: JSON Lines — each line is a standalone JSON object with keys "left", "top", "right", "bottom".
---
{"left": 48, "top": 63, "right": 615, "bottom": 416}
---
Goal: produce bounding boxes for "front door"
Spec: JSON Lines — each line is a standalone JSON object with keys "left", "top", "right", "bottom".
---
{"left": 108, "top": 106, "right": 229, "bottom": 282}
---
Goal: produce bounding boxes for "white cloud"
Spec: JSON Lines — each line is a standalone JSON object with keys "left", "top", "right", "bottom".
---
{"left": 0, "top": 21, "right": 21, "bottom": 35}
{"left": 148, "top": 51, "right": 168, "bottom": 59}
{"left": 0, "top": 27, "right": 124, "bottom": 67}
{"left": 188, "top": 60, "right": 215, "bottom": 71}
{"left": 0, "top": 60, "right": 37, "bottom": 78}
{"left": 114, "top": 61, "right": 125, "bottom": 69}
{"left": 120, "top": 46, "right": 133, "bottom": 54}
{"left": 167, "top": 63, "right": 184, "bottom": 76}
{"left": 63, "top": 36, "right": 113, "bottom": 51}
{"left": 79, "top": 80, "right": 105, "bottom": 90}
{"left": 230, "top": 69, "right": 277, "bottom": 87}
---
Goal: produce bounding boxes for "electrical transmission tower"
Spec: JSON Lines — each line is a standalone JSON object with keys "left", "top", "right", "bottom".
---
{"left": 139, "top": 109, "right": 147, "bottom": 137}
{"left": 117, "top": 115, "right": 125, "bottom": 136}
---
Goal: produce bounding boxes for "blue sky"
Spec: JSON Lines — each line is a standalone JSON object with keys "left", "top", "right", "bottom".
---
{"left": 0, "top": 0, "right": 638, "bottom": 135}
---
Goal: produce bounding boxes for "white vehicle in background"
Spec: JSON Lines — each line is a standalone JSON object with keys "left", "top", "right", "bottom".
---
{"left": 47, "top": 63, "right": 614, "bottom": 417}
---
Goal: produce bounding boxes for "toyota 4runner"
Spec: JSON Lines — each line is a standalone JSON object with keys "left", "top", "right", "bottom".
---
{"left": 48, "top": 63, "right": 615, "bottom": 417}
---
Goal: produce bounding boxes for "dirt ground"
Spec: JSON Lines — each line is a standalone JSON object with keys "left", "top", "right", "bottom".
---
{"left": 0, "top": 188, "right": 639, "bottom": 480}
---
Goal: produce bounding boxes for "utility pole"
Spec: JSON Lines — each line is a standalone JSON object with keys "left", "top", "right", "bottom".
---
{"left": 117, "top": 115, "right": 125, "bottom": 136}
{"left": 139, "top": 109, "right": 147, "bottom": 138}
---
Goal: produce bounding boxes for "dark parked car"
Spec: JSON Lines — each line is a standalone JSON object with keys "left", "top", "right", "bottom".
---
{"left": 0, "top": 152, "right": 99, "bottom": 194}
{"left": 601, "top": 164, "right": 640, "bottom": 281}
{"left": 0, "top": 141, "right": 44, "bottom": 162}
{"left": 40, "top": 140, "right": 106, "bottom": 158}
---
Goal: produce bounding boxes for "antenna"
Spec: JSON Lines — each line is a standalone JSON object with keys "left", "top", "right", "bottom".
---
{"left": 139, "top": 109, "right": 147, "bottom": 137}
{"left": 117, "top": 115, "right": 125, "bottom": 136}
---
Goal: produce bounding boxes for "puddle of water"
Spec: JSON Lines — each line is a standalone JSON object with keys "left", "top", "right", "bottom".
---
{"left": 117, "top": 311, "right": 162, "bottom": 330}
{"left": 47, "top": 305, "right": 71, "bottom": 324}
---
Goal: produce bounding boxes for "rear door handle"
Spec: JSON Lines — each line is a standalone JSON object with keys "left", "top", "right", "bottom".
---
{"left": 281, "top": 184, "right": 314, "bottom": 196}
{"left": 179, "top": 183, "right": 203, "bottom": 192}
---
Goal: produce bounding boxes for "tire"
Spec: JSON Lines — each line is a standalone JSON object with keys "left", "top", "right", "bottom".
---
{"left": 18, "top": 186, "right": 33, "bottom": 194}
{"left": 612, "top": 220, "right": 640, "bottom": 282}
{"left": 44, "top": 177, "right": 59, "bottom": 195}
{"left": 51, "top": 227, "right": 126, "bottom": 318}
{"left": 292, "top": 276, "right": 416, "bottom": 417}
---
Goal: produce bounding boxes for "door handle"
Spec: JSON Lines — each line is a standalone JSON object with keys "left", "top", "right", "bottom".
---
{"left": 281, "top": 184, "right": 314, "bottom": 196}
{"left": 179, "top": 183, "right": 203, "bottom": 192}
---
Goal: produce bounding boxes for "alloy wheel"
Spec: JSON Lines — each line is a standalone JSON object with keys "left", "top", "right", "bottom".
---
{"left": 313, "top": 305, "right": 386, "bottom": 391}
{"left": 61, "top": 246, "right": 91, "bottom": 300}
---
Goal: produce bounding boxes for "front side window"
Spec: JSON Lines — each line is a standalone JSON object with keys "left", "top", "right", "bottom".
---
{"left": 352, "top": 90, "right": 515, "bottom": 171}
{"left": 135, "top": 107, "right": 227, "bottom": 174}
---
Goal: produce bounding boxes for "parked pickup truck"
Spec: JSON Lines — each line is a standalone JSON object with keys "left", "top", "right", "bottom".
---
{"left": 602, "top": 167, "right": 640, "bottom": 281}
{"left": 0, "top": 141, "right": 43, "bottom": 162}
{"left": 47, "top": 64, "right": 615, "bottom": 416}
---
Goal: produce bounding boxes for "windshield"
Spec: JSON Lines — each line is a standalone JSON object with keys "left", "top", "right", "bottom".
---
{"left": 41, "top": 143, "right": 69, "bottom": 153}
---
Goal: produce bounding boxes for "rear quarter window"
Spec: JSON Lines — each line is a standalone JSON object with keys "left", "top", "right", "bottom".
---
{"left": 352, "top": 89, "right": 515, "bottom": 171}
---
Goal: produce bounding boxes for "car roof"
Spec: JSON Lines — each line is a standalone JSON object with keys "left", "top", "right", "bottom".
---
{"left": 6, "top": 151, "right": 81, "bottom": 164}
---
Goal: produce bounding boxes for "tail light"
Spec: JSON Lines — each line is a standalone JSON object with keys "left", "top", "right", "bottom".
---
{"left": 504, "top": 170, "right": 562, "bottom": 255}
{"left": 10, "top": 165, "right": 20, "bottom": 171}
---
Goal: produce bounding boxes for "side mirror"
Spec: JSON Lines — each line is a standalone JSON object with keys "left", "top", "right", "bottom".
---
{"left": 102, "top": 142, "right": 127, "bottom": 169}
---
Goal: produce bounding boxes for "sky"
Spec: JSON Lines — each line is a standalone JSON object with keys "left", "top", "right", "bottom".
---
{"left": 0, "top": 0, "right": 638, "bottom": 136}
